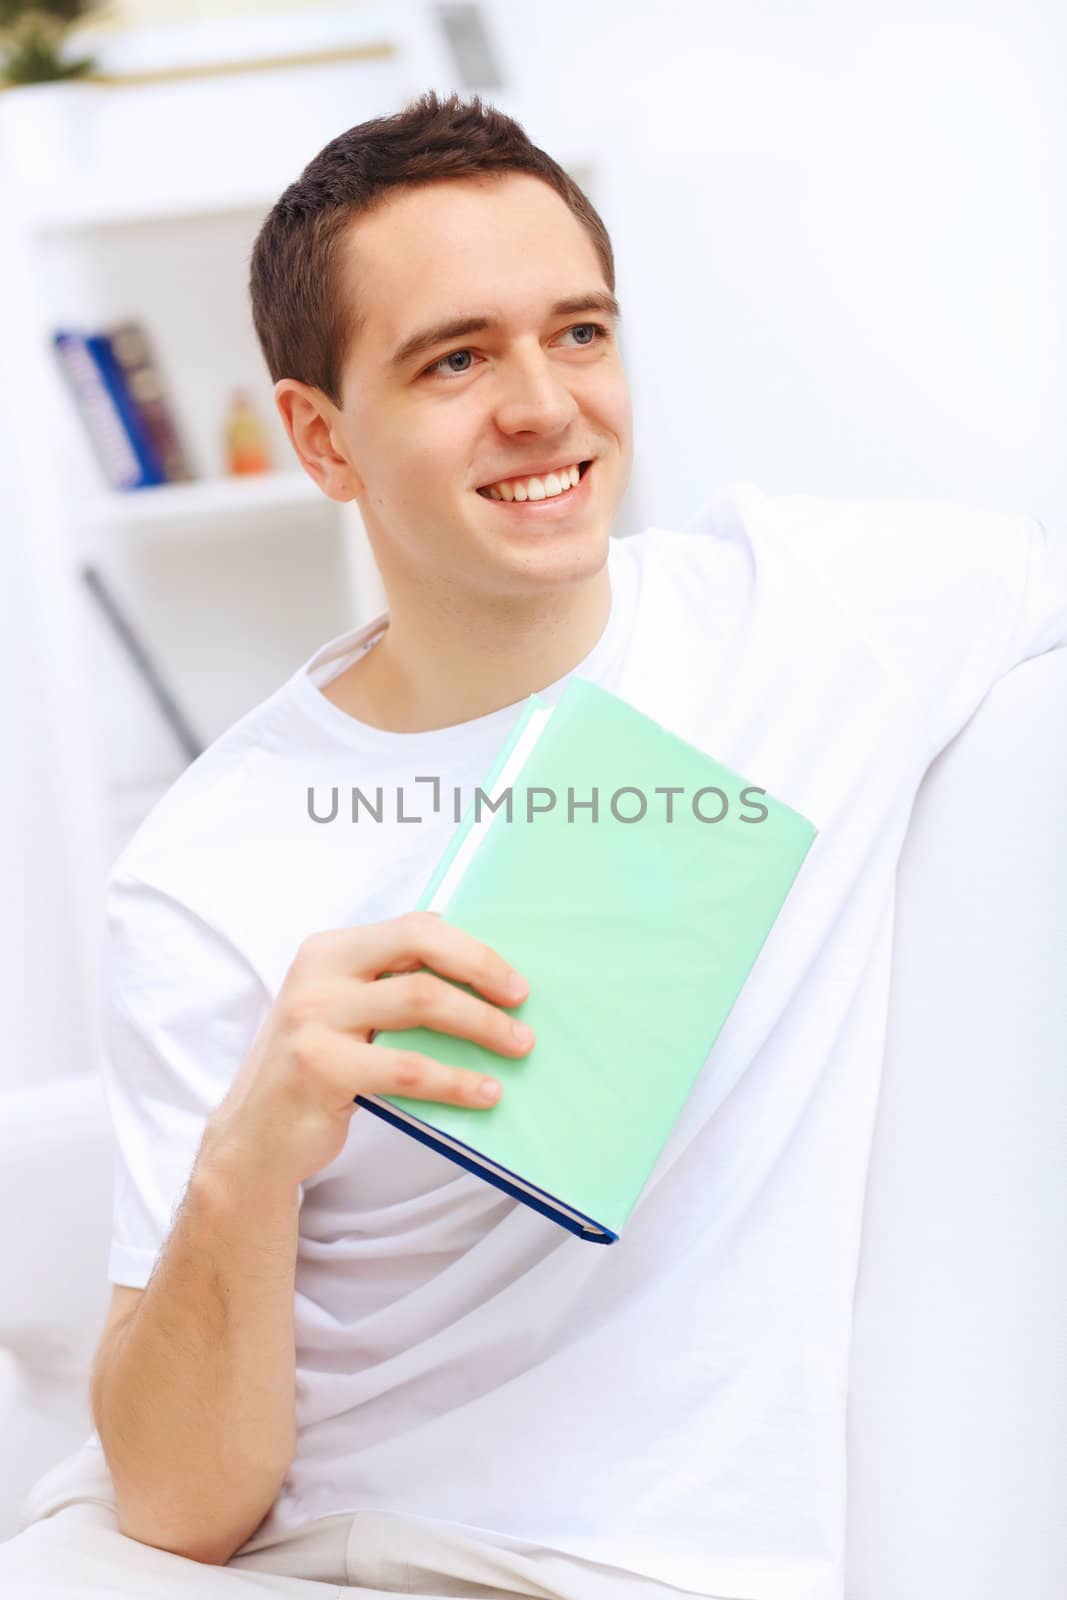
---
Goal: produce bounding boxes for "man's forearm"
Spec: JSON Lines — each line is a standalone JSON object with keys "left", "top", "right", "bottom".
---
{"left": 91, "top": 1138, "right": 301, "bottom": 1565}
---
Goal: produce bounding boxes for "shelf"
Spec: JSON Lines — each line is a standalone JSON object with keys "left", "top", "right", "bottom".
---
{"left": 6, "top": 5, "right": 405, "bottom": 233}
{"left": 26, "top": 184, "right": 282, "bottom": 235}
{"left": 77, "top": 471, "right": 328, "bottom": 528}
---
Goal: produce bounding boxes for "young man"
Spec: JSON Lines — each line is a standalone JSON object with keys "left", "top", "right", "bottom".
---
{"left": 3, "top": 91, "right": 1064, "bottom": 1600}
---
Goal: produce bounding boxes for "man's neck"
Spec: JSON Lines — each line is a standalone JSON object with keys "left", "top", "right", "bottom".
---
{"left": 322, "top": 562, "right": 613, "bottom": 733}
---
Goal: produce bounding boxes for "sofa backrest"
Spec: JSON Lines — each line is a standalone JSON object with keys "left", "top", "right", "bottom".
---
{"left": 847, "top": 647, "right": 1067, "bottom": 1598}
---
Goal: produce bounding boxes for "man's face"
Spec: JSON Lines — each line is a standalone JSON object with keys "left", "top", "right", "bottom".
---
{"left": 329, "top": 173, "right": 633, "bottom": 603}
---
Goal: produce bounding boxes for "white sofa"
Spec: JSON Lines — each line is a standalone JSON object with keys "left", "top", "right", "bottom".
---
{"left": 1, "top": 648, "right": 1064, "bottom": 1595}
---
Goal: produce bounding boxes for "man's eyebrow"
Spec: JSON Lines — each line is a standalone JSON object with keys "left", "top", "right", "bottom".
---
{"left": 385, "top": 292, "right": 622, "bottom": 373}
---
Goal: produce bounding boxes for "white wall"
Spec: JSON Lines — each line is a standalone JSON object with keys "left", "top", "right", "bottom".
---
{"left": 483, "top": 0, "right": 1063, "bottom": 529}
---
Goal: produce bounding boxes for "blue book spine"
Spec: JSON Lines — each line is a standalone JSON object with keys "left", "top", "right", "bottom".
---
{"left": 351, "top": 1097, "right": 616, "bottom": 1243}
{"left": 53, "top": 330, "right": 142, "bottom": 491}
{"left": 86, "top": 332, "right": 167, "bottom": 488}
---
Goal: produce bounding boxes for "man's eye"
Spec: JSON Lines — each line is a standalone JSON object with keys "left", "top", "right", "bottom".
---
{"left": 421, "top": 321, "right": 609, "bottom": 380}
{"left": 425, "top": 348, "right": 476, "bottom": 378}
{"left": 561, "top": 322, "right": 609, "bottom": 348}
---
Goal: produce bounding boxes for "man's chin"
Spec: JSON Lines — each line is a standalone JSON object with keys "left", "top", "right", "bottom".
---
{"left": 479, "top": 519, "right": 610, "bottom": 585}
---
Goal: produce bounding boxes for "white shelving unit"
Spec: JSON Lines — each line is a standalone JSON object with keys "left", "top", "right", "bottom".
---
{"left": 77, "top": 469, "right": 324, "bottom": 529}
{"left": 0, "top": 8, "right": 428, "bottom": 1062}
{"left": 10, "top": 188, "right": 389, "bottom": 858}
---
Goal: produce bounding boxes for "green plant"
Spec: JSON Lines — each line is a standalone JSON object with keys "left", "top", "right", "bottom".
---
{"left": 0, "top": 2, "right": 102, "bottom": 88}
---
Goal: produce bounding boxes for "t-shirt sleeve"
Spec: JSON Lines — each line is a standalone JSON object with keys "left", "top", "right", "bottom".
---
{"left": 915, "top": 508, "right": 1067, "bottom": 760}
{"left": 100, "top": 869, "right": 273, "bottom": 1288}
{"left": 762, "top": 492, "right": 1067, "bottom": 763}
{"left": 997, "top": 513, "right": 1067, "bottom": 670}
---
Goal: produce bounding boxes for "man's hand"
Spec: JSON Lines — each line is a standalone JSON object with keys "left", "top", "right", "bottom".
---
{"left": 202, "top": 911, "right": 533, "bottom": 1189}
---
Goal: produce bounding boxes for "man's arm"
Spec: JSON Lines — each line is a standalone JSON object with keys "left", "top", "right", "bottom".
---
{"left": 90, "top": 883, "right": 532, "bottom": 1570}
{"left": 90, "top": 1139, "right": 300, "bottom": 1567}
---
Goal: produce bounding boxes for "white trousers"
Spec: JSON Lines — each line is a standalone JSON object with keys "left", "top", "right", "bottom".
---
{"left": 0, "top": 1439, "right": 712, "bottom": 1599}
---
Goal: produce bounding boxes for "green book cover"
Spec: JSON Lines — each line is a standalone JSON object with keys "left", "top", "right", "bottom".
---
{"left": 359, "top": 676, "right": 817, "bottom": 1244}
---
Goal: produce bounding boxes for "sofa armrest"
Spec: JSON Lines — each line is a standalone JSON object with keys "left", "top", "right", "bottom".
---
{"left": 0, "top": 1072, "right": 114, "bottom": 1368}
{"left": 0, "top": 1072, "right": 116, "bottom": 1539}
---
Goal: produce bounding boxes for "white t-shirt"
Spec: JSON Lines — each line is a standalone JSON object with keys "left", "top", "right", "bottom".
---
{"left": 93, "top": 480, "right": 1066, "bottom": 1600}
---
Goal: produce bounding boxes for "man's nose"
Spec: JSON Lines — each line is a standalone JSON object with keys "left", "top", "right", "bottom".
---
{"left": 492, "top": 354, "right": 580, "bottom": 435}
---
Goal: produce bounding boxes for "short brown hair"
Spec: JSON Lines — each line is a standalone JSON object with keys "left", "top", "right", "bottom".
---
{"left": 248, "top": 89, "right": 615, "bottom": 410}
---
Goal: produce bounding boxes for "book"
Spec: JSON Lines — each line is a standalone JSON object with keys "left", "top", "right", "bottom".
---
{"left": 358, "top": 676, "right": 818, "bottom": 1245}
{"left": 88, "top": 333, "right": 168, "bottom": 487}
{"left": 52, "top": 328, "right": 167, "bottom": 489}
{"left": 108, "top": 321, "right": 195, "bottom": 483}
{"left": 53, "top": 330, "right": 143, "bottom": 491}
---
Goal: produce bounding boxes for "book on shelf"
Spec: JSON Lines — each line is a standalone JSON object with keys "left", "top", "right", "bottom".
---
{"left": 52, "top": 321, "right": 192, "bottom": 491}
{"left": 53, "top": 329, "right": 152, "bottom": 491}
{"left": 363, "top": 676, "right": 818, "bottom": 1245}
{"left": 108, "top": 321, "right": 194, "bottom": 484}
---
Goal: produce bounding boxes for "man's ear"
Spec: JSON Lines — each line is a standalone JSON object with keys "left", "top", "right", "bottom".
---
{"left": 274, "top": 378, "right": 363, "bottom": 502}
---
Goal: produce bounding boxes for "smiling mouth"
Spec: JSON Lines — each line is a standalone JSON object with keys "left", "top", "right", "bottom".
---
{"left": 476, "top": 460, "right": 594, "bottom": 500}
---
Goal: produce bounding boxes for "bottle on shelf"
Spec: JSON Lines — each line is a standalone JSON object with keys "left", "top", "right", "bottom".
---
{"left": 222, "top": 387, "right": 273, "bottom": 476}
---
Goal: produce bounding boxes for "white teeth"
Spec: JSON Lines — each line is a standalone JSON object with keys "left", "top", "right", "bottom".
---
{"left": 483, "top": 462, "right": 584, "bottom": 502}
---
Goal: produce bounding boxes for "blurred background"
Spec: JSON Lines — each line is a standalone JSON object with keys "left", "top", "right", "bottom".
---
{"left": 0, "top": 0, "right": 1061, "bottom": 1105}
